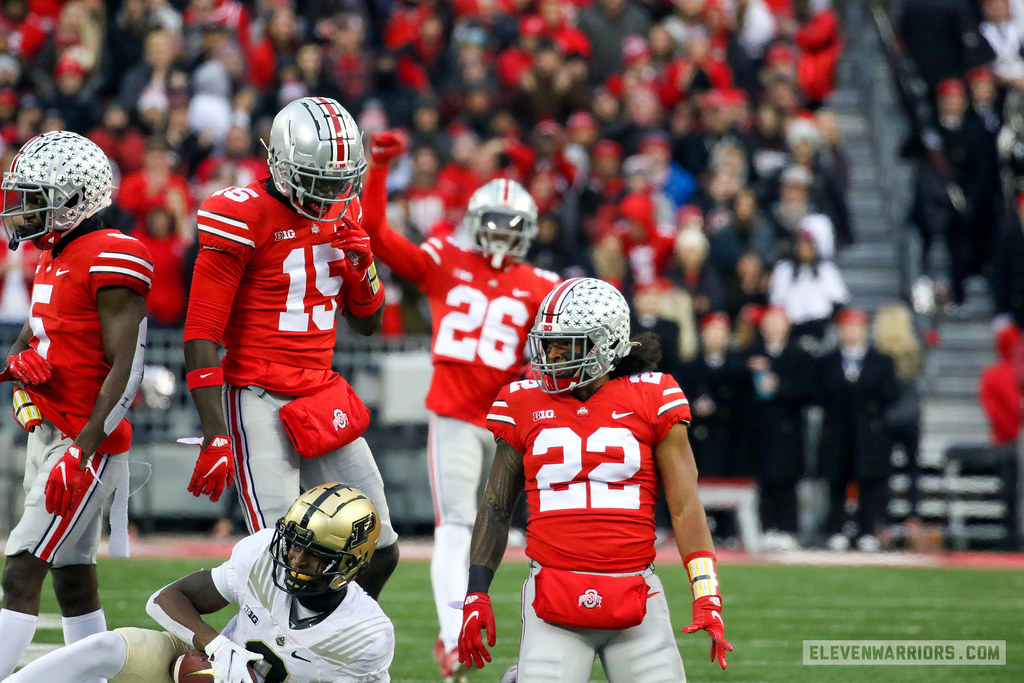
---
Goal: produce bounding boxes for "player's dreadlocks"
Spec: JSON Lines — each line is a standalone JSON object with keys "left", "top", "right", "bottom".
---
{"left": 609, "top": 331, "right": 662, "bottom": 379}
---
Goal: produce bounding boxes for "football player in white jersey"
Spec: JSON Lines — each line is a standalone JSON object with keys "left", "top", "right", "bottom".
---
{"left": 6, "top": 483, "right": 395, "bottom": 683}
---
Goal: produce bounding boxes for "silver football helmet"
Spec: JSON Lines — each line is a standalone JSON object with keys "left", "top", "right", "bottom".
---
{"left": 529, "top": 278, "right": 634, "bottom": 394}
{"left": 1, "top": 131, "right": 114, "bottom": 250}
{"left": 464, "top": 178, "right": 538, "bottom": 268}
{"left": 265, "top": 97, "right": 366, "bottom": 222}
{"left": 269, "top": 483, "right": 381, "bottom": 597}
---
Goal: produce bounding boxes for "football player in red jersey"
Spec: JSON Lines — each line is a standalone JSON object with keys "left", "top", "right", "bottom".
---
{"left": 361, "top": 132, "right": 561, "bottom": 680}
{"left": 182, "top": 97, "right": 398, "bottom": 599}
{"left": 457, "top": 278, "right": 733, "bottom": 681}
{"left": 0, "top": 131, "right": 152, "bottom": 679}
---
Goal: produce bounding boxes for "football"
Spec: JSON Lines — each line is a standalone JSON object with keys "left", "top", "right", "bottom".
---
{"left": 170, "top": 650, "right": 259, "bottom": 682}
{"left": 171, "top": 650, "right": 214, "bottom": 682}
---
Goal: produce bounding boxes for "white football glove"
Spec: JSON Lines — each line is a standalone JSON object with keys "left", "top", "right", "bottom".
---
{"left": 204, "top": 634, "right": 263, "bottom": 683}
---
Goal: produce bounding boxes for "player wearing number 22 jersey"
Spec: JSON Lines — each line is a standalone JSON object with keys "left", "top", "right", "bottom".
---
{"left": 360, "top": 131, "right": 560, "bottom": 678}
{"left": 184, "top": 98, "right": 398, "bottom": 600}
{"left": 458, "top": 278, "right": 733, "bottom": 682}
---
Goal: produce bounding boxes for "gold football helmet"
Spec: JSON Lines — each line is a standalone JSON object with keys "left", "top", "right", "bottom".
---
{"left": 269, "top": 483, "right": 380, "bottom": 596}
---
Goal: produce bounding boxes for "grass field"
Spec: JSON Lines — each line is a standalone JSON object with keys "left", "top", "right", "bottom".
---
{"left": 22, "top": 556, "right": 1024, "bottom": 682}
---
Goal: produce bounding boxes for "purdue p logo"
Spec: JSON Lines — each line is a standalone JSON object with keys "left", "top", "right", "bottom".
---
{"left": 333, "top": 408, "right": 349, "bottom": 430}
{"left": 579, "top": 589, "right": 602, "bottom": 609}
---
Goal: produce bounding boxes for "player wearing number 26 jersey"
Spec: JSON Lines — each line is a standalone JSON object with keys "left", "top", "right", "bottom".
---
{"left": 360, "top": 132, "right": 560, "bottom": 679}
{"left": 458, "top": 278, "right": 733, "bottom": 682}
{"left": 184, "top": 98, "right": 398, "bottom": 600}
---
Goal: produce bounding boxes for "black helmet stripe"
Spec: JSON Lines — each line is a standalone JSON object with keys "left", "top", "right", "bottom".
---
{"left": 299, "top": 483, "right": 347, "bottom": 528}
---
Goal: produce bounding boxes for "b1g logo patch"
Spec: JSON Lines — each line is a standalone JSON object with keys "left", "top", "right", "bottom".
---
{"left": 579, "top": 589, "right": 602, "bottom": 609}
{"left": 532, "top": 409, "right": 554, "bottom": 422}
{"left": 274, "top": 229, "right": 296, "bottom": 241}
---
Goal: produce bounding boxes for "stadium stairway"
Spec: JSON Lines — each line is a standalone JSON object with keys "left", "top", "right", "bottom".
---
{"left": 833, "top": 1, "right": 1014, "bottom": 547}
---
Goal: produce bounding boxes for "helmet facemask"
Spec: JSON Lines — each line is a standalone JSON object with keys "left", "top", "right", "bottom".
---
{"left": 468, "top": 209, "right": 537, "bottom": 268}
{"left": 268, "top": 145, "right": 366, "bottom": 222}
{"left": 270, "top": 519, "right": 366, "bottom": 597}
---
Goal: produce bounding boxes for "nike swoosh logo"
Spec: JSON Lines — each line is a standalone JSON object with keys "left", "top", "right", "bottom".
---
{"left": 204, "top": 456, "right": 229, "bottom": 478}
{"left": 55, "top": 268, "right": 70, "bottom": 276}
{"left": 513, "top": 289, "right": 530, "bottom": 297}
{"left": 200, "top": 372, "right": 213, "bottom": 379}
{"left": 55, "top": 461, "right": 67, "bottom": 487}
{"left": 611, "top": 411, "right": 633, "bottom": 419}
{"left": 712, "top": 611, "right": 723, "bottom": 623}
{"left": 460, "top": 610, "right": 480, "bottom": 639}
{"left": 291, "top": 651, "right": 312, "bottom": 662}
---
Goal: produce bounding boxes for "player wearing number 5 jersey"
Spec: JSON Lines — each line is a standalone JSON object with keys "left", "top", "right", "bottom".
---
{"left": 0, "top": 131, "right": 151, "bottom": 679}
{"left": 183, "top": 97, "right": 398, "bottom": 599}
{"left": 361, "top": 132, "right": 560, "bottom": 678}
{"left": 458, "top": 278, "right": 733, "bottom": 682}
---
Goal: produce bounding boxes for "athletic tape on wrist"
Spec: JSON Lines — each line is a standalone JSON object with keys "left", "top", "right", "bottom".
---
{"left": 187, "top": 367, "right": 224, "bottom": 391}
{"left": 684, "top": 550, "right": 720, "bottom": 600}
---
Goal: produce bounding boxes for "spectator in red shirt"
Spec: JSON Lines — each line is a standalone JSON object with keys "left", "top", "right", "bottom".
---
{"left": 248, "top": 4, "right": 301, "bottom": 91}
{"left": 135, "top": 206, "right": 188, "bottom": 327}
{"left": 194, "top": 124, "right": 267, "bottom": 202}
{"left": 791, "top": 0, "right": 842, "bottom": 107}
{"left": 326, "top": 13, "right": 372, "bottom": 108}
{"left": 497, "top": 15, "right": 543, "bottom": 88}
{"left": 536, "top": 0, "right": 592, "bottom": 59}
{"left": 437, "top": 129, "right": 482, "bottom": 215}
{"left": 405, "top": 146, "right": 448, "bottom": 238}
{"left": 88, "top": 103, "right": 147, "bottom": 176}
{"left": 118, "top": 138, "right": 193, "bottom": 234}
{"left": 979, "top": 324, "right": 1024, "bottom": 444}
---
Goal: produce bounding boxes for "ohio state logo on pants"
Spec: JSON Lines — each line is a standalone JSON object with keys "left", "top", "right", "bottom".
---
{"left": 578, "top": 589, "right": 602, "bottom": 608}
{"left": 333, "top": 408, "right": 349, "bottom": 430}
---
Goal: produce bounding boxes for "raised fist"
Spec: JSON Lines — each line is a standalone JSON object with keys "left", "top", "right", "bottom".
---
{"left": 369, "top": 131, "right": 408, "bottom": 168}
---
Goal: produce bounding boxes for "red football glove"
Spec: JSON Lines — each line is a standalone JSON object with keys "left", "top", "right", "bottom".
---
{"left": 45, "top": 446, "right": 101, "bottom": 517}
{"left": 187, "top": 435, "right": 234, "bottom": 503}
{"left": 7, "top": 348, "right": 52, "bottom": 385}
{"left": 682, "top": 595, "right": 733, "bottom": 669}
{"left": 369, "top": 131, "right": 407, "bottom": 168}
{"left": 457, "top": 592, "right": 496, "bottom": 669}
{"left": 331, "top": 227, "right": 374, "bottom": 279}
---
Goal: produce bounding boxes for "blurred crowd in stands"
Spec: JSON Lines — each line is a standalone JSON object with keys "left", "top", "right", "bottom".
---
{"left": 2, "top": 0, "right": 1015, "bottom": 550}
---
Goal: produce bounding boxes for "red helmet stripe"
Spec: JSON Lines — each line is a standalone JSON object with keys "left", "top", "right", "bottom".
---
{"left": 313, "top": 97, "right": 346, "bottom": 164}
{"left": 502, "top": 179, "right": 510, "bottom": 202}
{"left": 542, "top": 277, "right": 583, "bottom": 320}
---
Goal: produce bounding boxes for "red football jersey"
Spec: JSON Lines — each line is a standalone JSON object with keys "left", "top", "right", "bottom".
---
{"left": 369, "top": 231, "right": 560, "bottom": 426}
{"left": 25, "top": 228, "right": 153, "bottom": 453}
{"left": 188, "top": 181, "right": 365, "bottom": 395}
{"left": 487, "top": 372, "right": 692, "bottom": 572}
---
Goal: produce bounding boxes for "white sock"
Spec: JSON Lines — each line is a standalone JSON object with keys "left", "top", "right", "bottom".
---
{"left": 0, "top": 609, "right": 39, "bottom": 679}
{"left": 62, "top": 608, "right": 107, "bottom": 644}
{"left": 63, "top": 609, "right": 107, "bottom": 683}
{"left": 5, "top": 630, "right": 127, "bottom": 682}
{"left": 431, "top": 523, "right": 472, "bottom": 651}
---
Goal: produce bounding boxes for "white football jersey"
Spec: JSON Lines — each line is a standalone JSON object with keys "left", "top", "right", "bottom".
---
{"left": 211, "top": 529, "right": 394, "bottom": 682}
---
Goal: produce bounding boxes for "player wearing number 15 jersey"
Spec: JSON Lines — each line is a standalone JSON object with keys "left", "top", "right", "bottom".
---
{"left": 458, "top": 278, "right": 733, "bottom": 682}
{"left": 183, "top": 98, "right": 398, "bottom": 599}
{"left": 361, "top": 132, "right": 560, "bottom": 679}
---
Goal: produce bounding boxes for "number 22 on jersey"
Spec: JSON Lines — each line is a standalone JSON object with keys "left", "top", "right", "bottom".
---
{"left": 433, "top": 284, "right": 529, "bottom": 370}
{"left": 533, "top": 427, "right": 642, "bottom": 512}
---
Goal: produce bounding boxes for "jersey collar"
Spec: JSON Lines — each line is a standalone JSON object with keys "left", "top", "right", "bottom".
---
{"left": 52, "top": 217, "right": 106, "bottom": 258}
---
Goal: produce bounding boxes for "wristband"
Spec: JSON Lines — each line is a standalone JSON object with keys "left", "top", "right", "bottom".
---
{"left": 467, "top": 564, "right": 495, "bottom": 595}
{"left": 346, "top": 262, "right": 385, "bottom": 317}
{"left": 684, "top": 550, "right": 719, "bottom": 600}
{"left": 187, "top": 367, "right": 224, "bottom": 391}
